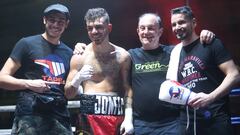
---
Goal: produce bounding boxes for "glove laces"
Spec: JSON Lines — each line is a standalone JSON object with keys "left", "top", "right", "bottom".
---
{"left": 186, "top": 106, "right": 197, "bottom": 135}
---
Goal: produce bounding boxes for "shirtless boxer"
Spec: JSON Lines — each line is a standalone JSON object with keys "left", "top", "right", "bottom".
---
{"left": 64, "top": 8, "right": 133, "bottom": 135}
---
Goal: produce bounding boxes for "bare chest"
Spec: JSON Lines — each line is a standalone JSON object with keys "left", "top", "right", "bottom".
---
{"left": 83, "top": 52, "right": 121, "bottom": 78}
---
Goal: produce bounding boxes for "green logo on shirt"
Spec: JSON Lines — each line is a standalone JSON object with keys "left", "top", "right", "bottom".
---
{"left": 134, "top": 61, "right": 168, "bottom": 73}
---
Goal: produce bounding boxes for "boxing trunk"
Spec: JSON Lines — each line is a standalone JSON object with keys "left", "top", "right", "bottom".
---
{"left": 75, "top": 94, "right": 124, "bottom": 135}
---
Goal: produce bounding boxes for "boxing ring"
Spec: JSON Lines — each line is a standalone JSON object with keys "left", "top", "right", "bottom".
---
{"left": 0, "top": 89, "right": 240, "bottom": 134}
{"left": 0, "top": 101, "right": 80, "bottom": 135}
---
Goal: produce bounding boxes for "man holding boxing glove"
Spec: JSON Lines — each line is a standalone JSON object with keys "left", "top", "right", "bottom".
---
{"left": 72, "top": 12, "right": 215, "bottom": 135}
{"left": 166, "top": 6, "right": 240, "bottom": 135}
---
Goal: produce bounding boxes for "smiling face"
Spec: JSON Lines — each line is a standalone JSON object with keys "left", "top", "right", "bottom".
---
{"left": 86, "top": 17, "right": 112, "bottom": 45}
{"left": 43, "top": 12, "right": 69, "bottom": 39}
{"left": 171, "top": 13, "right": 195, "bottom": 41}
{"left": 137, "top": 14, "right": 163, "bottom": 50}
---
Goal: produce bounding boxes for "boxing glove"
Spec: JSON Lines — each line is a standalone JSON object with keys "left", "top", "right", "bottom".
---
{"left": 71, "top": 65, "right": 93, "bottom": 88}
{"left": 159, "top": 80, "right": 196, "bottom": 105}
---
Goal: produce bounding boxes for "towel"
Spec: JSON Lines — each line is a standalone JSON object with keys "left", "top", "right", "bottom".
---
{"left": 166, "top": 43, "right": 183, "bottom": 81}
{"left": 165, "top": 43, "right": 197, "bottom": 135}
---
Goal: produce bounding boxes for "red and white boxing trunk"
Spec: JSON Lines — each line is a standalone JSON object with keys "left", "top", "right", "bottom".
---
{"left": 75, "top": 94, "right": 124, "bottom": 135}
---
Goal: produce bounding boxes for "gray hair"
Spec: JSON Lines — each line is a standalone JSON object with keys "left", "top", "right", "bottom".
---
{"left": 138, "top": 13, "right": 162, "bottom": 28}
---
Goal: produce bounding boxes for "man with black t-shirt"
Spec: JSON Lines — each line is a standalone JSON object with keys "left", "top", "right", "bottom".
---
{"left": 168, "top": 6, "right": 240, "bottom": 135}
{"left": 129, "top": 13, "right": 215, "bottom": 135}
{"left": 74, "top": 12, "right": 214, "bottom": 135}
{"left": 128, "top": 13, "right": 178, "bottom": 135}
{"left": 0, "top": 3, "right": 73, "bottom": 135}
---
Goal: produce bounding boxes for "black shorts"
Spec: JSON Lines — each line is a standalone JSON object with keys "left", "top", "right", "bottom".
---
{"left": 75, "top": 94, "right": 124, "bottom": 135}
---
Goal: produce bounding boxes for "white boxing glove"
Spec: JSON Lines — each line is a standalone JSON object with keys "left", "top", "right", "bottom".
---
{"left": 159, "top": 80, "right": 196, "bottom": 105}
{"left": 71, "top": 65, "right": 93, "bottom": 88}
{"left": 120, "top": 108, "right": 134, "bottom": 135}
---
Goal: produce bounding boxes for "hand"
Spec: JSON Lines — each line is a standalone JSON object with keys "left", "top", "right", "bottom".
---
{"left": 120, "top": 120, "right": 134, "bottom": 135}
{"left": 200, "top": 30, "right": 215, "bottom": 44}
{"left": 120, "top": 108, "right": 134, "bottom": 135}
{"left": 71, "top": 65, "right": 93, "bottom": 88}
{"left": 25, "top": 79, "right": 59, "bottom": 93}
{"left": 188, "top": 92, "right": 214, "bottom": 108}
{"left": 73, "top": 43, "right": 87, "bottom": 55}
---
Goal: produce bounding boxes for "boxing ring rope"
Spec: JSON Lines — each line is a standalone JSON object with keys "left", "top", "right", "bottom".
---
{"left": 229, "top": 89, "right": 240, "bottom": 96}
{"left": 0, "top": 101, "right": 80, "bottom": 135}
{"left": 229, "top": 88, "right": 240, "bottom": 125}
{"left": 0, "top": 89, "right": 240, "bottom": 134}
{"left": 0, "top": 101, "right": 80, "bottom": 113}
{"left": 232, "top": 117, "right": 240, "bottom": 125}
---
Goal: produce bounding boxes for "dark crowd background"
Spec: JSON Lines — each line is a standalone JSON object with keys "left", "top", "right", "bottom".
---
{"left": 0, "top": 0, "right": 240, "bottom": 133}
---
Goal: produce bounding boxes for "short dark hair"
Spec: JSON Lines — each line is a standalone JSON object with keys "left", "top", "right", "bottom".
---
{"left": 171, "top": 6, "right": 194, "bottom": 20}
{"left": 84, "top": 8, "right": 110, "bottom": 24}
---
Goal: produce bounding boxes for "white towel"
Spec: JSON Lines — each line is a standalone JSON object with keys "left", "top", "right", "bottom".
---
{"left": 165, "top": 43, "right": 197, "bottom": 135}
{"left": 166, "top": 43, "right": 183, "bottom": 81}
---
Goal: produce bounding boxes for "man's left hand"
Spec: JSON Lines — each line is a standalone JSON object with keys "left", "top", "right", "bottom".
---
{"left": 200, "top": 30, "right": 215, "bottom": 44}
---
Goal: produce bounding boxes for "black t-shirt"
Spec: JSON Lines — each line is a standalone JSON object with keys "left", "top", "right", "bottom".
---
{"left": 129, "top": 45, "right": 179, "bottom": 121}
{"left": 177, "top": 38, "right": 232, "bottom": 120}
{"left": 10, "top": 34, "right": 72, "bottom": 119}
